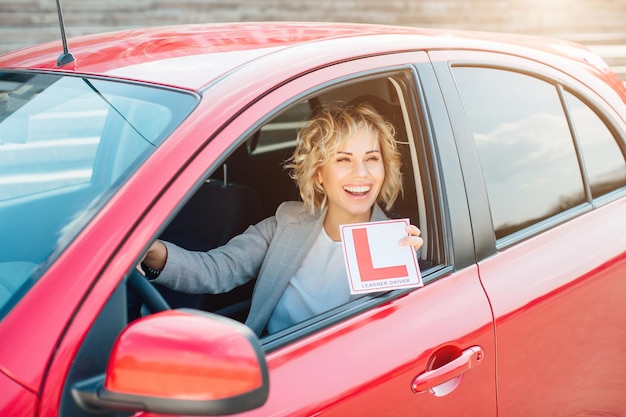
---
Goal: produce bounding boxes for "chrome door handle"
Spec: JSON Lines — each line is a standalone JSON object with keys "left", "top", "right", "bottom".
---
{"left": 411, "top": 346, "right": 484, "bottom": 393}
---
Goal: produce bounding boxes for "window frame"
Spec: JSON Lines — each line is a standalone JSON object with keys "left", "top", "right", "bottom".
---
{"left": 239, "top": 68, "right": 453, "bottom": 349}
{"left": 561, "top": 87, "right": 626, "bottom": 204}
{"left": 450, "top": 64, "right": 590, "bottom": 242}
{"left": 430, "top": 50, "right": 626, "bottom": 253}
{"left": 139, "top": 66, "right": 458, "bottom": 351}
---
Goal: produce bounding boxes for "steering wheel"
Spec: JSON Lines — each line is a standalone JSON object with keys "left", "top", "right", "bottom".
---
{"left": 127, "top": 268, "right": 170, "bottom": 314}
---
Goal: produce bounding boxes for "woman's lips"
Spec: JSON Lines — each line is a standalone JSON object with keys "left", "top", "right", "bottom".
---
{"left": 343, "top": 185, "right": 371, "bottom": 196}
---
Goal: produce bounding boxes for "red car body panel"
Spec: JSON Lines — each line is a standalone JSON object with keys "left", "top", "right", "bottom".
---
{"left": 479, "top": 199, "right": 626, "bottom": 415}
{"left": 0, "top": 370, "right": 36, "bottom": 417}
{"left": 255, "top": 267, "right": 495, "bottom": 417}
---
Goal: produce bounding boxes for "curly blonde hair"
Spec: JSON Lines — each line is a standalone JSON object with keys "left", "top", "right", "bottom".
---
{"left": 285, "top": 101, "right": 403, "bottom": 213}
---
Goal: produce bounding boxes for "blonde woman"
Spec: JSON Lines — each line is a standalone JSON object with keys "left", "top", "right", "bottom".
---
{"left": 140, "top": 102, "right": 423, "bottom": 335}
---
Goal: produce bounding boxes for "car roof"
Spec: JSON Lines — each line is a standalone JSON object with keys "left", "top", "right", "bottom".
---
{"left": 0, "top": 22, "right": 612, "bottom": 92}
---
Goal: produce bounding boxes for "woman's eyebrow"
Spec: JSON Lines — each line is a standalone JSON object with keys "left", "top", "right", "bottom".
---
{"left": 336, "top": 149, "right": 381, "bottom": 155}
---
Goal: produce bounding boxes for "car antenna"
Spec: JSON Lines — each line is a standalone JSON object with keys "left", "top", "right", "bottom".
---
{"left": 55, "top": 0, "right": 75, "bottom": 67}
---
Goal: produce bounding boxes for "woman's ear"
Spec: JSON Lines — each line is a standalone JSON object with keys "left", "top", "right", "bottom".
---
{"left": 316, "top": 170, "right": 323, "bottom": 185}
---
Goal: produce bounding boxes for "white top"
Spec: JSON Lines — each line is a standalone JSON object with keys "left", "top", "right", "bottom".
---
{"left": 267, "top": 228, "right": 354, "bottom": 333}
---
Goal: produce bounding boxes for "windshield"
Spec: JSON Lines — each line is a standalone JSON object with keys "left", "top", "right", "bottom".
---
{"left": 0, "top": 71, "right": 198, "bottom": 318}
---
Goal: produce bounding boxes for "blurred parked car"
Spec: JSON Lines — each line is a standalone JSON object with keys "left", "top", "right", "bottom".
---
{"left": 1, "top": 21, "right": 625, "bottom": 417}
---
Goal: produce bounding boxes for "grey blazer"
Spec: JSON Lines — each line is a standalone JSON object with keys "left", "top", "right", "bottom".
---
{"left": 154, "top": 201, "right": 389, "bottom": 335}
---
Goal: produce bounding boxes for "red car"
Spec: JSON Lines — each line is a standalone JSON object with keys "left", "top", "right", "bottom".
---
{"left": 1, "top": 21, "right": 626, "bottom": 417}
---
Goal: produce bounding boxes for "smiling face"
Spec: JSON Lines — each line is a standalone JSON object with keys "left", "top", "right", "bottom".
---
{"left": 317, "top": 126, "right": 385, "bottom": 233}
{"left": 286, "top": 102, "right": 403, "bottom": 224}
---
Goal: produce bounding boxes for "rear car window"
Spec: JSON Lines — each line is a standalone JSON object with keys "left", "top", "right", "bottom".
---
{"left": 0, "top": 71, "right": 198, "bottom": 318}
{"left": 451, "top": 67, "right": 586, "bottom": 239}
{"left": 564, "top": 90, "right": 626, "bottom": 198}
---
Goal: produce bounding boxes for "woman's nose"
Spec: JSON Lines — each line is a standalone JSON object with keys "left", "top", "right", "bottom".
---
{"left": 353, "top": 160, "right": 368, "bottom": 176}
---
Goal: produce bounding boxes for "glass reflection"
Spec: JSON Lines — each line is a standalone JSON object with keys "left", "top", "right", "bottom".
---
{"left": 565, "top": 91, "right": 626, "bottom": 198}
{"left": 452, "top": 67, "right": 586, "bottom": 238}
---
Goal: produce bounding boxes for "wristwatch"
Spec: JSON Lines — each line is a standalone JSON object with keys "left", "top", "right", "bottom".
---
{"left": 142, "top": 263, "right": 162, "bottom": 279}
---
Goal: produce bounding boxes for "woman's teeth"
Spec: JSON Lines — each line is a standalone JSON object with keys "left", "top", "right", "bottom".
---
{"left": 344, "top": 185, "right": 370, "bottom": 195}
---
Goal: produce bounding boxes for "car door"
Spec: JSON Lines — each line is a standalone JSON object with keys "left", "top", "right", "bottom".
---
{"left": 46, "top": 51, "right": 497, "bottom": 417}
{"left": 163, "top": 53, "right": 497, "bottom": 416}
{"left": 432, "top": 50, "right": 626, "bottom": 415}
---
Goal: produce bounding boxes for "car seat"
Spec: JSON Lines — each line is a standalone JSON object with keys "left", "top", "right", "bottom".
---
{"left": 154, "top": 149, "right": 264, "bottom": 320}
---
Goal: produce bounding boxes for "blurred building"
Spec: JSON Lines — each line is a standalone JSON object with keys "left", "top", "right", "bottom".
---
{"left": 1, "top": 0, "right": 625, "bottom": 79}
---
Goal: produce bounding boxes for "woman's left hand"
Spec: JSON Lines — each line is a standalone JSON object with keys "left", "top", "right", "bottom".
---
{"left": 399, "top": 225, "right": 423, "bottom": 251}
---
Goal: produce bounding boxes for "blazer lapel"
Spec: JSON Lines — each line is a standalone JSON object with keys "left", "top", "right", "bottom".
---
{"left": 371, "top": 203, "right": 389, "bottom": 222}
{"left": 245, "top": 207, "right": 325, "bottom": 334}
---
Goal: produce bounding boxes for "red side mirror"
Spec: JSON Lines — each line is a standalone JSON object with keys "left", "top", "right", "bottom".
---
{"left": 73, "top": 309, "right": 269, "bottom": 415}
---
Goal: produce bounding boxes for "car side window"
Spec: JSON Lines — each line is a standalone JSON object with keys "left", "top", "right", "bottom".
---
{"left": 155, "top": 72, "right": 446, "bottom": 343}
{"left": 451, "top": 67, "right": 586, "bottom": 239}
{"left": 564, "top": 91, "right": 626, "bottom": 198}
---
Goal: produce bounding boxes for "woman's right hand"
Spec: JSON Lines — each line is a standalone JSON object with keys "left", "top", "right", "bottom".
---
{"left": 136, "top": 240, "right": 168, "bottom": 275}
